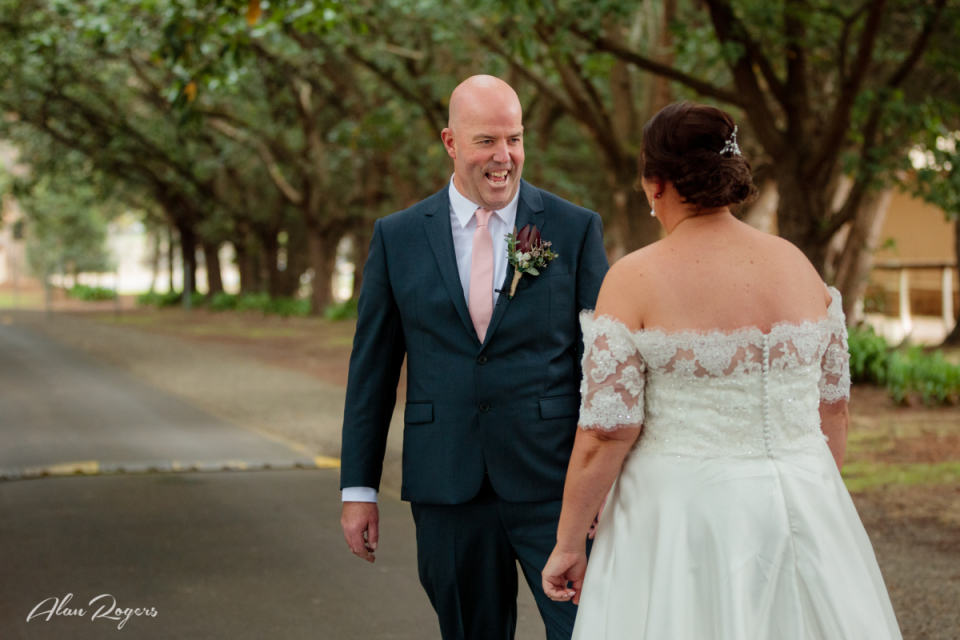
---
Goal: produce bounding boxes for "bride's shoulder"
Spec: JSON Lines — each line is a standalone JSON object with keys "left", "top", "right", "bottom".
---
{"left": 594, "top": 245, "right": 662, "bottom": 331}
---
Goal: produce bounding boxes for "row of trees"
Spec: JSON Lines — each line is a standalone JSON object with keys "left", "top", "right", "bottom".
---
{"left": 0, "top": 0, "right": 958, "bottom": 324}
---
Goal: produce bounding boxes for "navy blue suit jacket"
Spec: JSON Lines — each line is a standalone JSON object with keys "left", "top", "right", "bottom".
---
{"left": 340, "top": 180, "right": 609, "bottom": 504}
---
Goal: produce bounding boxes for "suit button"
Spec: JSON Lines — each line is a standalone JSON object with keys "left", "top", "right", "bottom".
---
{"left": 479, "top": 403, "right": 490, "bottom": 412}
{"left": 477, "top": 356, "right": 488, "bottom": 365}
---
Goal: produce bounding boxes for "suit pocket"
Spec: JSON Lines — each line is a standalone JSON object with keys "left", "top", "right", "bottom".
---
{"left": 404, "top": 402, "right": 434, "bottom": 424}
{"left": 539, "top": 395, "right": 580, "bottom": 420}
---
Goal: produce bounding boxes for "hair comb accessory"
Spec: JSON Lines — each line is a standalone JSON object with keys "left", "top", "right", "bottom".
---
{"left": 720, "top": 126, "right": 741, "bottom": 156}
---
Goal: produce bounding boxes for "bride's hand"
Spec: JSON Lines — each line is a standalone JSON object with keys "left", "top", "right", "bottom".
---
{"left": 542, "top": 547, "right": 588, "bottom": 604}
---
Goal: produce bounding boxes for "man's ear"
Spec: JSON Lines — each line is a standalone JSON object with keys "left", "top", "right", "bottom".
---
{"left": 441, "top": 128, "right": 457, "bottom": 160}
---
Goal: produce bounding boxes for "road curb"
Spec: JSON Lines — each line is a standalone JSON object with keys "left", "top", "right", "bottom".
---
{"left": 0, "top": 456, "right": 340, "bottom": 482}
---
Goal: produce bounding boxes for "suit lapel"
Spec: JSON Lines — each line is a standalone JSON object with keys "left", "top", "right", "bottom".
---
{"left": 422, "top": 192, "right": 477, "bottom": 340}
{"left": 482, "top": 181, "right": 545, "bottom": 350}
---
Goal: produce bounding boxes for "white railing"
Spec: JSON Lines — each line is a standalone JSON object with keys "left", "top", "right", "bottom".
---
{"left": 872, "top": 260, "right": 957, "bottom": 337}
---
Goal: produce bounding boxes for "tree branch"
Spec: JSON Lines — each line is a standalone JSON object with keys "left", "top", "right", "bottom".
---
{"left": 783, "top": 0, "right": 811, "bottom": 136}
{"left": 207, "top": 118, "right": 303, "bottom": 205}
{"left": 807, "top": 0, "right": 887, "bottom": 179}
{"left": 703, "top": 0, "right": 786, "bottom": 158}
{"left": 574, "top": 27, "right": 748, "bottom": 108}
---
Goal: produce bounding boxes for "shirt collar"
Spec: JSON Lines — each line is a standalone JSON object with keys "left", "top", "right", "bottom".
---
{"left": 448, "top": 174, "right": 520, "bottom": 230}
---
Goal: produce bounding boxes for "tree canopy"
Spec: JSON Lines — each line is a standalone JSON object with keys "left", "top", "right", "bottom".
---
{"left": 1, "top": 0, "right": 957, "bottom": 313}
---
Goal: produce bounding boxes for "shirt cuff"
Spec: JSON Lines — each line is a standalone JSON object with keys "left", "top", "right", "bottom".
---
{"left": 342, "top": 486, "right": 378, "bottom": 503}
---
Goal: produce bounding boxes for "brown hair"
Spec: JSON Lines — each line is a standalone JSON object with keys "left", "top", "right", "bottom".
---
{"left": 639, "top": 102, "right": 758, "bottom": 209}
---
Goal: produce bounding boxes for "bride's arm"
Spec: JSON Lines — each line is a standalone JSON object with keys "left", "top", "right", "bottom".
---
{"left": 543, "top": 426, "right": 641, "bottom": 604}
{"left": 820, "top": 400, "right": 848, "bottom": 470}
{"left": 543, "top": 263, "right": 646, "bottom": 604}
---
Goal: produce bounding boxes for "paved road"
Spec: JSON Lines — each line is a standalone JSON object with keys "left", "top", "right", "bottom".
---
{"left": 0, "top": 470, "right": 437, "bottom": 640}
{"left": 0, "top": 320, "right": 547, "bottom": 639}
{"left": 0, "top": 321, "right": 308, "bottom": 471}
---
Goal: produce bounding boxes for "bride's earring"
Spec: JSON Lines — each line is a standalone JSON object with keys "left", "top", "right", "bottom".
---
{"left": 650, "top": 202, "right": 656, "bottom": 217}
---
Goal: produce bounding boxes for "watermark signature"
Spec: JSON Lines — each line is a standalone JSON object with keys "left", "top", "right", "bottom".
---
{"left": 27, "top": 593, "right": 158, "bottom": 629}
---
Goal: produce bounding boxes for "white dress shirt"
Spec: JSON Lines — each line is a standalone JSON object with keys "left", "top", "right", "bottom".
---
{"left": 342, "top": 176, "right": 520, "bottom": 503}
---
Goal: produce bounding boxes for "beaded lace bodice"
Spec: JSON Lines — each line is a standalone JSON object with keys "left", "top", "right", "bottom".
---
{"left": 579, "top": 287, "right": 851, "bottom": 458}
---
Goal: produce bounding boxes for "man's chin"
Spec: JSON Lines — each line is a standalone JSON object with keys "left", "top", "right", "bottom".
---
{"left": 480, "top": 181, "right": 520, "bottom": 210}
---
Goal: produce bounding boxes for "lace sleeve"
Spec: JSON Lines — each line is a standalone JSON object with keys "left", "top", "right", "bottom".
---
{"left": 579, "top": 312, "right": 645, "bottom": 431}
{"left": 819, "top": 287, "right": 851, "bottom": 404}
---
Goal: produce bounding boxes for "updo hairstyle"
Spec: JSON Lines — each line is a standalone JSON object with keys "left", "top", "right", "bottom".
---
{"left": 639, "top": 102, "right": 758, "bottom": 210}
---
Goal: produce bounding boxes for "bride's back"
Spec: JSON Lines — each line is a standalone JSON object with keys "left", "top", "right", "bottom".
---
{"left": 604, "top": 101, "right": 829, "bottom": 334}
{"left": 625, "top": 216, "right": 829, "bottom": 334}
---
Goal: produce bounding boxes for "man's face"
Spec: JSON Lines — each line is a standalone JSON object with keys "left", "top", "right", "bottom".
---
{"left": 442, "top": 104, "right": 524, "bottom": 211}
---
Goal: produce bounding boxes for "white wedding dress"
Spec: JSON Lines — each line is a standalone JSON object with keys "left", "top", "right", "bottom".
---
{"left": 573, "top": 288, "right": 901, "bottom": 639}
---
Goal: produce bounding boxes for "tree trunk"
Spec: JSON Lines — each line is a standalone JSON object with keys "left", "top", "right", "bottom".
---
{"left": 774, "top": 165, "right": 832, "bottom": 275}
{"left": 279, "top": 220, "right": 309, "bottom": 297}
{"left": 167, "top": 226, "right": 177, "bottom": 293}
{"left": 834, "top": 188, "right": 892, "bottom": 323}
{"left": 257, "top": 230, "right": 283, "bottom": 298}
{"left": 610, "top": 165, "right": 660, "bottom": 261}
{"left": 203, "top": 243, "right": 225, "bottom": 297}
{"left": 234, "top": 241, "right": 254, "bottom": 294}
{"left": 147, "top": 231, "right": 161, "bottom": 294}
{"left": 177, "top": 222, "right": 198, "bottom": 296}
{"left": 741, "top": 180, "right": 779, "bottom": 234}
{"left": 306, "top": 227, "right": 340, "bottom": 314}
{"left": 351, "top": 224, "right": 372, "bottom": 301}
{"left": 943, "top": 218, "right": 960, "bottom": 346}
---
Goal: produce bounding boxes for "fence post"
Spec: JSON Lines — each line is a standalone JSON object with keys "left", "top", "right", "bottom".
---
{"left": 899, "top": 268, "right": 912, "bottom": 337}
{"left": 944, "top": 266, "right": 956, "bottom": 332}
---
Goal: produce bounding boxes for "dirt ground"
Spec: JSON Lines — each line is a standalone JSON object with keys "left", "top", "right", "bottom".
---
{"left": 5, "top": 299, "right": 960, "bottom": 638}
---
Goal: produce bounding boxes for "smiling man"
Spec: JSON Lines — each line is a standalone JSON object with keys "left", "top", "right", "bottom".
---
{"left": 339, "top": 75, "right": 609, "bottom": 640}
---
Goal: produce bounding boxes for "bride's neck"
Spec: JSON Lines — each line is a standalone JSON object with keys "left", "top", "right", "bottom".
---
{"left": 665, "top": 209, "right": 735, "bottom": 235}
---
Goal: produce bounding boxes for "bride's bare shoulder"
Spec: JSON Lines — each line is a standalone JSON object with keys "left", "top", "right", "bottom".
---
{"left": 594, "top": 244, "right": 662, "bottom": 328}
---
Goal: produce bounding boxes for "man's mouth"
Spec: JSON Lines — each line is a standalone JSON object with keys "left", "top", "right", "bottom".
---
{"left": 486, "top": 170, "right": 509, "bottom": 186}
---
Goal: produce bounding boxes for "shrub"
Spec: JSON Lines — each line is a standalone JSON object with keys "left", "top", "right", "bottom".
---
{"left": 847, "top": 325, "right": 959, "bottom": 405}
{"left": 847, "top": 326, "right": 890, "bottom": 385}
{"left": 232, "top": 293, "right": 309, "bottom": 317}
{"left": 135, "top": 291, "right": 204, "bottom": 308}
{"left": 265, "top": 297, "right": 310, "bottom": 318}
{"left": 234, "top": 293, "right": 271, "bottom": 313}
{"left": 324, "top": 299, "right": 358, "bottom": 321}
{"left": 209, "top": 292, "right": 238, "bottom": 312}
{"left": 67, "top": 284, "right": 116, "bottom": 301}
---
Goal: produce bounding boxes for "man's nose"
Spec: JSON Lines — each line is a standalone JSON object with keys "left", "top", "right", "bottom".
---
{"left": 492, "top": 140, "right": 510, "bottom": 164}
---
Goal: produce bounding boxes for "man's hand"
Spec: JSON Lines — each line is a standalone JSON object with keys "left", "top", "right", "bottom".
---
{"left": 341, "top": 502, "right": 380, "bottom": 563}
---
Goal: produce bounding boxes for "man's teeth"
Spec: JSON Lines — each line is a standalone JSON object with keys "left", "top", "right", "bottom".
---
{"left": 488, "top": 171, "right": 508, "bottom": 182}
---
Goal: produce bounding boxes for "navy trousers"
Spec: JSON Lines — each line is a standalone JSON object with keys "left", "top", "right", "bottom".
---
{"left": 410, "top": 478, "right": 580, "bottom": 640}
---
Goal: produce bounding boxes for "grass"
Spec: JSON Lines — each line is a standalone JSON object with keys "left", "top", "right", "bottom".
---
{"left": 842, "top": 461, "right": 960, "bottom": 493}
{"left": 0, "top": 291, "right": 44, "bottom": 308}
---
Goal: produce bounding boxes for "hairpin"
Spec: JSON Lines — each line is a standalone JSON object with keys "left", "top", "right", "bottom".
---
{"left": 720, "top": 126, "right": 741, "bottom": 156}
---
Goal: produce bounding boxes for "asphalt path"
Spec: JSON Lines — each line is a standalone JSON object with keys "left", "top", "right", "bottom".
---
{"left": 0, "top": 320, "right": 547, "bottom": 639}
{"left": 0, "top": 322, "right": 306, "bottom": 471}
{"left": 0, "top": 470, "right": 438, "bottom": 640}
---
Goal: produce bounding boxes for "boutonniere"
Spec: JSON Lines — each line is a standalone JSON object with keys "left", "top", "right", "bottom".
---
{"left": 505, "top": 224, "right": 558, "bottom": 298}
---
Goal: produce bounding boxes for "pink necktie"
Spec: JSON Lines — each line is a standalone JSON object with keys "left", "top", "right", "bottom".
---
{"left": 469, "top": 207, "right": 495, "bottom": 342}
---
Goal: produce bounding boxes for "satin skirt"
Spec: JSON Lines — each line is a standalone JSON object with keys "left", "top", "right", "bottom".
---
{"left": 573, "top": 442, "right": 902, "bottom": 639}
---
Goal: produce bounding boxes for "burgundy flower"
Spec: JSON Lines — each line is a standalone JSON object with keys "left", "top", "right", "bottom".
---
{"left": 516, "top": 224, "right": 540, "bottom": 254}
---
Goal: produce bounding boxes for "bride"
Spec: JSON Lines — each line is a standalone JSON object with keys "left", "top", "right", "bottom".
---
{"left": 542, "top": 102, "right": 901, "bottom": 639}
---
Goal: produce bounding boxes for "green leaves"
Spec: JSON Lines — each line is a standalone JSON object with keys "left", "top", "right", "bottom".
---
{"left": 848, "top": 325, "right": 960, "bottom": 406}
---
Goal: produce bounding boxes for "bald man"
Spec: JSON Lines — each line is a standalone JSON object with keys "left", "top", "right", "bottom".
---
{"left": 340, "top": 75, "right": 609, "bottom": 640}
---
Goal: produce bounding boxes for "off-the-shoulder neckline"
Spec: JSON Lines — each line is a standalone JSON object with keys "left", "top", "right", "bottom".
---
{"left": 583, "top": 286, "right": 845, "bottom": 340}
